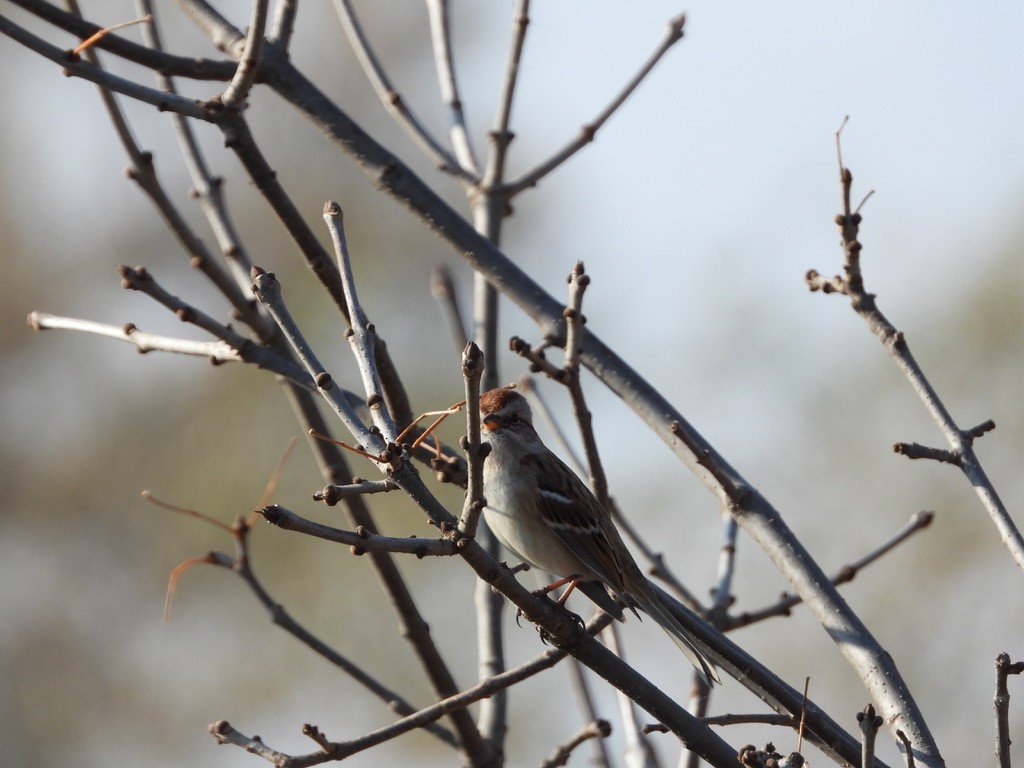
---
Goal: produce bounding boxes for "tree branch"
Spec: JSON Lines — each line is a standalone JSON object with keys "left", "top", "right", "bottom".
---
{"left": 807, "top": 125, "right": 1024, "bottom": 572}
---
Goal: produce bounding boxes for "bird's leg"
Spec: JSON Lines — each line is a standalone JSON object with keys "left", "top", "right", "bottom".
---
{"left": 534, "top": 576, "right": 587, "bottom": 636}
{"left": 516, "top": 574, "right": 586, "bottom": 632}
{"left": 533, "top": 574, "right": 580, "bottom": 602}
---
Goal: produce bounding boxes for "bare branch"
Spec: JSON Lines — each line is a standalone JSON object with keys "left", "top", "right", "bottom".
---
{"left": 116, "top": 265, "right": 235, "bottom": 340}
{"left": 70, "top": 13, "right": 151, "bottom": 57}
{"left": 0, "top": 14, "right": 209, "bottom": 117}
{"left": 333, "top": 0, "right": 475, "bottom": 182}
{"left": 156, "top": 492, "right": 459, "bottom": 748}
{"left": 431, "top": 265, "right": 470, "bottom": 351}
{"left": 175, "top": 0, "right": 245, "bottom": 55}
{"left": 703, "top": 713, "right": 797, "bottom": 728}
{"left": 60, "top": 9, "right": 262, "bottom": 333}
{"left": 541, "top": 720, "right": 612, "bottom": 768}
{"left": 281, "top": 391, "right": 490, "bottom": 764}
{"left": 425, "top": 0, "right": 480, "bottom": 175}
{"left": 323, "top": 201, "right": 398, "bottom": 439}
{"left": 892, "top": 442, "right": 959, "bottom": 465}
{"left": 601, "top": 624, "right": 661, "bottom": 767}
{"left": 268, "top": 0, "right": 298, "bottom": 48}
{"left": 857, "top": 704, "right": 883, "bottom": 768}
{"left": 728, "top": 511, "right": 934, "bottom": 630}
{"left": 28, "top": 310, "right": 229, "bottom": 357}
{"left": 564, "top": 659, "right": 613, "bottom": 768}
{"left": 807, "top": 129, "right": 1024, "bottom": 571}
{"left": 313, "top": 479, "right": 399, "bottom": 503}
{"left": 209, "top": 721, "right": 289, "bottom": 764}
{"left": 995, "top": 653, "right": 1024, "bottom": 768}
{"left": 504, "top": 13, "right": 687, "bottom": 195}
{"left": 895, "top": 730, "right": 916, "bottom": 768}
{"left": 3, "top": 0, "right": 235, "bottom": 80}
{"left": 211, "top": 613, "right": 612, "bottom": 767}
{"left": 251, "top": 266, "right": 382, "bottom": 451}
{"left": 482, "top": 0, "right": 530, "bottom": 188}
{"left": 133, "top": 0, "right": 264, "bottom": 308}
{"left": 683, "top": 510, "right": 740, "bottom": 768}
{"left": 258, "top": 70, "right": 926, "bottom": 753}
{"left": 647, "top": 581, "right": 881, "bottom": 767}
{"left": 260, "top": 504, "right": 456, "bottom": 557}
{"left": 219, "top": 0, "right": 267, "bottom": 109}
{"left": 26, "top": 311, "right": 316, "bottom": 386}
{"left": 459, "top": 342, "right": 487, "bottom": 538}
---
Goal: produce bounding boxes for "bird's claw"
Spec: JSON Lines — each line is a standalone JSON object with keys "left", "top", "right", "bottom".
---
{"left": 535, "top": 607, "right": 584, "bottom": 646}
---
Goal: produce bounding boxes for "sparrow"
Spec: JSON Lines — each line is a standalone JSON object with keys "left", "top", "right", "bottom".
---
{"left": 479, "top": 387, "right": 719, "bottom": 685}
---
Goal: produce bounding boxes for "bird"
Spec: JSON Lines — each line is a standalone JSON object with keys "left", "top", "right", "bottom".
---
{"left": 478, "top": 386, "right": 720, "bottom": 686}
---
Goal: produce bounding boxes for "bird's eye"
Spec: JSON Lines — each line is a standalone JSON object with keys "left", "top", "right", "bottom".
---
{"left": 508, "top": 413, "right": 520, "bottom": 425}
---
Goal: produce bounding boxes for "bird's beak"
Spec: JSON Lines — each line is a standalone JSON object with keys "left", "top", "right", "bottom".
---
{"left": 481, "top": 414, "right": 501, "bottom": 432}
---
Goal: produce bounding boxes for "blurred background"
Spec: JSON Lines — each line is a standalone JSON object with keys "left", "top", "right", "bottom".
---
{"left": 2, "top": 1, "right": 1022, "bottom": 766}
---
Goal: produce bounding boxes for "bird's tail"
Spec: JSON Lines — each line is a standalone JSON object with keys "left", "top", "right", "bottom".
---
{"left": 632, "top": 581, "right": 721, "bottom": 686}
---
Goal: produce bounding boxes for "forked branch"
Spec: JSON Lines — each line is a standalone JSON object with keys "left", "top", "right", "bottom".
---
{"left": 807, "top": 120, "right": 1024, "bottom": 571}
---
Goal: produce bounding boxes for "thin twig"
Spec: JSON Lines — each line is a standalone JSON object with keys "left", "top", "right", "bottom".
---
{"left": 424, "top": 0, "right": 479, "bottom": 175}
{"left": 154, "top": 494, "right": 457, "bottom": 748}
{"left": 64, "top": 0, "right": 256, "bottom": 329}
{"left": 602, "top": 623, "right": 660, "bottom": 768}
{"left": 482, "top": 0, "right": 530, "bottom": 189}
{"left": 709, "top": 512, "right": 739, "bottom": 627}
{"left": 857, "top": 704, "right": 883, "bottom": 768}
{"left": 323, "top": 201, "right": 398, "bottom": 440}
{"left": 995, "top": 653, "right": 1024, "bottom": 768}
{"left": 703, "top": 713, "right": 798, "bottom": 728}
{"left": 564, "top": 660, "right": 613, "bottom": 768}
{"left": 211, "top": 612, "right": 613, "bottom": 768}
{"left": 4, "top": 0, "right": 236, "bottom": 79}
{"left": 0, "top": 15, "right": 207, "bottom": 118}
{"left": 504, "top": 13, "right": 687, "bottom": 195}
{"left": 219, "top": 0, "right": 267, "bottom": 109}
{"left": 260, "top": 504, "right": 456, "bottom": 557}
{"left": 684, "top": 510, "right": 739, "bottom": 768}
{"left": 250, "top": 267, "right": 381, "bottom": 452}
{"left": 26, "top": 310, "right": 315, "bottom": 386}
{"left": 176, "top": 0, "right": 246, "bottom": 55}
{"left": 283, "top": 389, "right": 490, "bottom": 765}
{"left": 459, "top": 342, "right": 487, "bottom": 538}
{"left": 431, "top": 265, "right": 470, "bottom": 352}
{"left": 727, "top": 510, "right": 934, "bottom": 630}
{"left": 116, "top": 265, "right": 241, "bottom": 341}
{"left": 333, "top": 0, "right": 474, "bottom": 182}
{"left": 72, "top": 13, "right": 151, "bottom": 56}
{"left": 541, "top": 720, "right": 612, "bottom": 768}
{"left": 560, "top": 263, "right": 608, "bottom": 504}
{"left": 28, "top": 310, "right": 232, "bottom": 358}
{"left": 268, "top": 0, "right": 298, "bottom": 48}
{"left": 134, "top": 0, "right": 266, "bottom": 315}
{"left": 808, "top": 123, "right": 1024, "bottom": 571}
{"left": 895, "top": 730, "right": 916, "bottom": 768}
{"left": 313, "top": 479, "right": 399, "bottom": 503}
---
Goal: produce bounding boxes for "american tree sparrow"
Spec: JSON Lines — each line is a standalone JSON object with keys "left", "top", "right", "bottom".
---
{"left": 479, "top": 387, "right": 719, "bottom": 685}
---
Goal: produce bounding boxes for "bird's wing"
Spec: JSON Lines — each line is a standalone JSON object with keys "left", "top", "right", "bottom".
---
{"left": 524, "top": 451, "right": 631, "bottom": 600}
{"left": 526, "top": 452, "right": 721, "bottom": 685}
